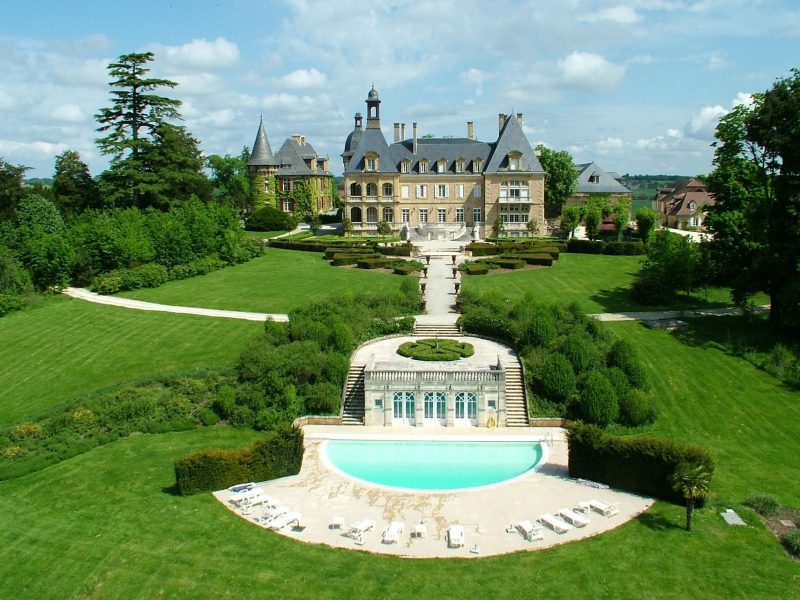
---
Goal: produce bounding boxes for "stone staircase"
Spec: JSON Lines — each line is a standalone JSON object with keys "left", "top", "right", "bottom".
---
{"left": 504, "top": 362, "right": 529, "bottom": 427}
{"left": 341, "top": 364, "right": 366, "bottom": 425}
{"left": 413, "top": 322, "right": 462, "bottom": 337}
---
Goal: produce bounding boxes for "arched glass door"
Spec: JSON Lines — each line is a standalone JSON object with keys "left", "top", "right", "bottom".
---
{"left": 454, "top": 392, "right": 477, "bottom": 426}
{"left": 392, "top": 391, "right": 415, "bottom": 426}
{"left": 424, "top": 392, "right": 447, "bottom": 426}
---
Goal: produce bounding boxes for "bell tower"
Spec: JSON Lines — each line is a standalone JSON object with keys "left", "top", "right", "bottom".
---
{"left": 366, "top": 85, "right": 381, "bottom": 129}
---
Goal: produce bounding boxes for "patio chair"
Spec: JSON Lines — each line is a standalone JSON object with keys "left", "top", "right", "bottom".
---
{"left": 588, "top": 500, "right": 619, "bottom": 517}
{"left": 558, "top": 508, "right": 590, "bottom": 527}
{"left": 447, "top": 524, "right": 465, "bottom": 548}
{"left": 515, "top": 520, "right": 544, "bottom": 541}
{"left": 538, "top": 513, "right": 572, "bottom": 534}
{"left": 382, "top": 521, "right": 404, "bottom": 544}
{"left": 269, "top": 511, "right": 302, "bottom": 531}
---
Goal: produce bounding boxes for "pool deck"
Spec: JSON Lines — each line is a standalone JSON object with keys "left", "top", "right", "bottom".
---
{"left": 213, "top": 426, "right": 654, "bottom": 558}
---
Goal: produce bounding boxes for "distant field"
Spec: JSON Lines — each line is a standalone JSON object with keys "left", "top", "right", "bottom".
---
{"left": 0, "top": 297, "right": 260, "bottom": 427}
{"left": 461, "top": 253, "right": 749, "bottom": 313}
{"left": 117, "top": 247, "right": 412, "bottom": 313}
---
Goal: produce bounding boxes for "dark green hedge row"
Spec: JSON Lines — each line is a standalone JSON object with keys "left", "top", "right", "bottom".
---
{"left": 324, "top": 246, "right": 373, "bottom": 260}
{"left": 397, "top": 338, "right": 475, "bottom": 361}
{"left": 357, "top": 257, "right": 387, "bottom": 269}
{"left": 376, "top": 245, "right": 413, "bottom": 257}
{"left": 489, "top": 258, "right": 526, "bottom": 270}
{"left": 269, "top": 239, "right": 325, "bottom": 252}
{"left": 465, "top": 242, "right": 502, "bottom": 256}
{"left": 510, "top": 253, "right": 554, "bottom": 266}
{"left": 174, "top": 424, "right": 304, "bottom": 496}
{"left": 463, "top": 262, "right": 489, "bottom": 275}
{"left": 330, "top": 252, "right": 382, "bottom": 266}
{"left": 567, "top": 239, "right": 646, "bottom": 255}
{"left": 567, "top": 421, "right": 714, "bottom": 503}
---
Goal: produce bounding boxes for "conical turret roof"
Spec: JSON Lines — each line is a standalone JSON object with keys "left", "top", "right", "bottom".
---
{"left": 247, "top": 118, "right": 278, "bottom": 167}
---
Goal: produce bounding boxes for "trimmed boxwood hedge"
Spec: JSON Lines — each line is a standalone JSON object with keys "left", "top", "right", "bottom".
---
{"left": 330, "top": 253, "right": 382, "bottom": 266}
{"left": 324, "top": 246, "right": 373, "bottom": 260}
{"left": 466, "top": 242, "right": 501, "bottom": 256}
{"left": 376, "top": 244, "right": 413, "bottom": 257}
{"left": 397, "top": 338, "right": 475, "bottom": 361}
{"left": 566, "top": 238, "right": 646, "bottom": 256}
{"left": 567, "top": 238, "right": 605, "bottom": 254}
{"left": 491, "top": 258, "right": 526, "bottom": 270}
{"left": 357, "top": 257, "right": 387, "bottom": 269}
{"left": 462, "top": 262, "right": 490, "bottom": 275}
{"left": 512, "top": 253, "right": 554, "bottom": 266}
{"left": 174, "top": 424, "right": 303, "bottom": 496}
{"left": 567, "top": 421, "right": 714, "bottom": 503}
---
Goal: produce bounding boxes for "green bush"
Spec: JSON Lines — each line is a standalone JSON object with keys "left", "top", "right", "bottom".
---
{"left": 618, "top": 388, "right": 658, "bottom": 426}
{"left": 513, "top": 253, "right": 554, "bottom": 266}
{"left": 245, "top": 205, "right": 294, "bottom": 231}
{"left": 604, "top": 241, "right": 646, "bottom": 255}
{"left": 578, "top": 371, "right": 619, "bottom": 427}
{"left": 91, "top": 263, "right": 169, "bottom": 294}
{"left": 376, "top": 244, "right": 413, "bottom": 257}
{"left": 536, "top": 352, "right": 578, "bottom": 402}
{"left": 567, "top": 238, "right": 604, "bottom": 254}
{"left": 783, "top": 529, "right": 800, "bottom": 557}
{"left": 174, "top": 424, "right": 304, "bottom": 496}
{"left": 560, "top": 331, "right": 603, "bottom": 375}
{"left": 517, "top": 310, "right": 558, "bottom": 348}
{"left": 330, "top": 252, "right": 381, "bottom": 266}
{"left": 356, "top": 257, "right": 387, "bottom": 269}
{"left": 608, "top": 340, "right": 649, "bottom": 389}
{"left": 324, "top": 246, "right": 373, "bottom": 260}
{"left": 466, "top": 242, "right": 501, "bottom": 256}
{"left": 492, "top": 258, "right": 526, "bottom": 270}
{"left": 462, "top": 262, "right": 490, "bottom": 275}
{"left": 397, "top": 339, "right": 475, "bottom": 361}
{"left": 0, "top": 293, "right": 27, "bottom": 317}
{"left": 744, "top": 492, "right": 780, "bottom": 516}
{"left": 567, "top": 421, "right": 715, "bottom": 502}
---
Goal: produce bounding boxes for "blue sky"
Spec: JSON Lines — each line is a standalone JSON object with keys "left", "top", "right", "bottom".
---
{"left": 1, "top": 0, "right": 798, "bottom": 178}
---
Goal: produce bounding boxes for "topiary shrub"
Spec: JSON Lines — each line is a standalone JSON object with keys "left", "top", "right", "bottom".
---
{"left": 744, "top": 492, "right": 780, "bottom": 516}
{"left": 560, "top": 331, "right": 603, "bottom": 375}
{"left": 518, "top": 310, "right": 558, "bottom": 348}
{"left": 783, "top": 529, "right": 800, "bottom": 557}
{"left": 567, "top": 238, "right": 604, "bottom": 254}
{"left": 466, "top": 242, "right": 501, "bottom": 256}
{"left": 356, "top": 257, "right": 387, "bottom": 269}
{"left": 324, "top": 246, "right": 373, "bottom": 260}
{"left": 535, "top": 352, "right": 578, "bottom": 402}
{"left": 578, "top": 371, "right": 619, "bottom": 427}
{"left": 246, "top": 205, "right": 293, "bottom": 231}
{"left": 397, "top": 339, "right": 475, "bottom": 361}
{"left": 492, "top": 258, "right": 526, "bottom": 270}
{"left": 604, "top": 241, "right": 646, "bottom": 255}
{"left": 513, "top": 253, "right": 554, "bottom": 266}
{"left": 462, "top": 262, "right": 490, "bottom": 275}
{"left": 618, "top": 388, "right": 658, "bottom": 426}
{"left": 608, "top": 340, "right": 649, "bottom": 390}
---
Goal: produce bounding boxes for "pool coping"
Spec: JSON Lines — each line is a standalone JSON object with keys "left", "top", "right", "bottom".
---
{"left": 213, "top": 425, "right": 655, "bottom": 559}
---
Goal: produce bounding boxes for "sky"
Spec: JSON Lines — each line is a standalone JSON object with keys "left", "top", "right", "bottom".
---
{"left": 1, "top": 0, "right": 798, "bottom": 179}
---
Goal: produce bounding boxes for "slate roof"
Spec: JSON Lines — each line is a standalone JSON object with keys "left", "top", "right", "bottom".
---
{"left": 344, "top": 126, "right": 397, "bottom": 173}
{"left": 247, "top": 119, "right": 277, "bottom": 167}
{"left": 574, "top": 162, "right": 630, "bottom": 194}
{"left": 342, "top": 114, "right": 363, "bottom": 162}
{"left": 390, "top": 137, "right": 491, "bottom": 174}
{"left": 485, "top": 115, "right": 543, "bottom": 173}
{"left": 274, "top": 137, "right": 332, "bottom": 176}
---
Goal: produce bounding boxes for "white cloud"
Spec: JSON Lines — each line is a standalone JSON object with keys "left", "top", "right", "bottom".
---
{"left": 51, "top": 104, "right": 86, "bottom": 123}
{"left": 597, "top": 137, "right": 624, "bottom": 150}
{"left": 582, "top": 5, "right": 641, "bottom": 24}
{"left": 732, "top": 92, "right": 753, "bottom": 107}
{"left": 171, "top": 73, "right": 223, "bottom": 96}
{"left": 0, "top": 139, "right": 68, "bottom": 158}
{"left": 157, "top": 37, "right": 240, "bottom": 72}
{"left": 684, "top": 104, "right": 726, "bottom": 139}
{"left": 280, "top": 68, "right": 327, "bottom": 89}
{"left": 558, "top": 51, "right": 626, "bottom": 92}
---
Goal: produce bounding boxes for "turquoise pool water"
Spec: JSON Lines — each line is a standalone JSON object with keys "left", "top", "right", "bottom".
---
{"left": 324, "top": 439, "right": 544, "bottom": 491}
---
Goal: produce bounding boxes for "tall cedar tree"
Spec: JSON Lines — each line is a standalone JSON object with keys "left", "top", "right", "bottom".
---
{"left": 95, "top": 52, "right": 181, "bottom": 208}
{"left": 52, "top": 150, "right": 102, "bottom": 216}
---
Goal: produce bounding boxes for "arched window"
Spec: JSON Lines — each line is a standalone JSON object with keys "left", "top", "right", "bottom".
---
{"left": 507, "top": 151, "right": 522, "bottom": 171}
{"left": 382, "top": 207, "right": 394, "bottom": 223}
{"left": 366, "top": 182, "right": 378, "bottom": 197}
{"left": 366, "top": 206, "right": 378, "bottom": 223}
{"left": 382, "top": 183, "right": 393, "bottom": 197}
{"left": 455, "top": 392, "right": 477, "bottom": 422}
{"left": 350, "top": 207, "right": 362, "bottom": 223}
{"left": 350, "top": 183, "right": 362, "bottom": 197}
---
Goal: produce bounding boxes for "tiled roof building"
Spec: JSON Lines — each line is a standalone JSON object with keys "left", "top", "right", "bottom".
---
{"left": 653, "top": 178, "right": 715, "bottom": 230}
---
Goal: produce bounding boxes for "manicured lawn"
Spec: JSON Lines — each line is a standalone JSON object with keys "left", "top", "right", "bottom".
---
{"left": 610, "top": 318, "right": 800, "bottom": 503}
{"left": 0, "top": 296, "right": 260, "bottom": 427}
{"left": 462, "top": 253, "right": 757, "bottom": 313}
{"left": 117, "top": 247, "right": 412, "bottom": 313}
{"left": 0, "top": 427, "right": 796, "bottom": 600}
{"left": 245, "top": 230, "right": 286, "bottom": 238}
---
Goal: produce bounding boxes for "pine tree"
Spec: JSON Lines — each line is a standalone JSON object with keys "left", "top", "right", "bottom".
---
{"left": 52, "top": 150, "right": 101, "bottom": 216}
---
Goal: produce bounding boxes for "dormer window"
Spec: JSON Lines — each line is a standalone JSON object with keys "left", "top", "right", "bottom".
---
{"left": 365, "top": 152, "right": 379, "bottom": 172}
{"left": 455, "top": 159, "right": 464, "bottom": 173}
{"left": 688, "top": 201, "right": 697, "bottom": 210}
{"left": 437, "top": 158, "right": 447, "bottom": 174}
{"left": 473, "top": 158, "right": 482, "bottom": 173}
{"left": 401, "top": 160, "right": 410, "bottom": 174}
{"left": 589, "top": 172, "right": 600, "bottom": 184}
{"left": 419, "top": 160, "right": 428, "bottom": 174}
{"left": 507, "top": 151, "right": 522, "bottom": 171}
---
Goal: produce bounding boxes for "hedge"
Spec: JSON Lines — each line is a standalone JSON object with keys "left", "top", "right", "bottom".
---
{"left": 397, "top": 338, "right": 475, "bottom": 361}
{"left": 357, "top": 257, "right": 387, "bottom": 269}
{"left": 566, "top": 238, "right": 646, "bottom": 256}
{"left": 376, "top": 244, "right": 413, "bottom": 257}
{"left": 269, "top": 239, "right": 325, "bottom": 252}
{"left": 567, "top": 239, "right": 605, "bottom": 254}
{"left": 0, "top": 293, "right": 27, "bottom": 317}
{"left": 324, "top": 246, "right": 373, "bottom": 260}
{"left": 567, "top": 421, "right": 714, "bottom": 503}
{"left": 330, "top": 252, "right": 382, "bottom": 266}
{"left": 174, "top": 424, "right": 304, "bottom": 496}
{"left": 466, "top": 242, "right": 501, "bottom": 256}
{"left": 462, "top": 262, "right": 490, "bottom": 275}
{"left": 392, "top": 264, "right": 417, "bottom": 275}
{"left": 491, "top": 258, "right": 526, "bottom": 270}
{"left": 505, "top": 253, "right": 553, "bottom": 267}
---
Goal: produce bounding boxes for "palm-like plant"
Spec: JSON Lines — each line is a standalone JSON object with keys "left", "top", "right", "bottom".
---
{"left": 672, "top": 464, "right": 712, "bottom": 532}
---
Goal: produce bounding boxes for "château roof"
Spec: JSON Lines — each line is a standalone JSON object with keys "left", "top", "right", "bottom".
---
{"left": 574, "top": 162, "right": 630, "bottom": 194}
{"left": 247, "top": 119, "right": 277, "bottom": 167}
{"left": 485, "top": 115, "right": 543, "bottom": 173}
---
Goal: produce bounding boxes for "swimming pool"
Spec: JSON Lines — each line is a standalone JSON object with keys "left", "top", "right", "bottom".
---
{"left": 322, "top": 439, "right": 545, "bottom": 492}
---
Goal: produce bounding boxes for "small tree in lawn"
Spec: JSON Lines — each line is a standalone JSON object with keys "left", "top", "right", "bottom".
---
{"left": 635, "top": 207, "right": 658, "bottom": 243}
{"left": 491, "top": 216, "right": 505, "bottom": 238}
{"left": 560, "top": 204, "right": 582, "bottom": 239}
{"left": 671, "top": 464, "right": 711, "bottom": 532}
{"left": 584, "top": 207, "right": 602, "bottom": 241}
{"left": 309, "top": 213, "right": 322, "bottom": 234}
{"left": 376, "top": 220, "right": 391, "bottom": 237}
{"left": 526, "top": 219, "right": 539, "bottom": 237}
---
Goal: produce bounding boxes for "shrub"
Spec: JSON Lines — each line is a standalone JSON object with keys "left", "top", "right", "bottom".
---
{"left": 608, "top": 340, "right": 649, "bottom": 389}
{"left": 744, "top": 492, "right": 780, "bottom": 517}
{"left": 397, "top": 339, "right": 474, "bottom": 361}
{"left": 518, "top": 310, "right": 558, "bottom": 348}
{"left": 492, "top": 258, "right": 526, "bottom": 270}
{"left": 462, "top": 262, "right": 490, "bottom": 275}
{"left": 376, "top": 244, "right": 413, "bottom": 257}
{"left": 513, "top": 253, "right": 554, "bottom": 266}
{"left": 567, "top": 238, "right": 604, "bottom": 254}
{"left": 783, "top": 529, "right": 800, "bottom": 557}
{"left": 618, "top": 388, "right": 658, "bottom": 426}
{"left": 324, "top": 246, "right": 372, "bottom": 260}
{"left": 174, "top": 425, "right": 303, "bottom": 495}
{"left": 246, "top": 205, "right": 293, "bottom": 231}
{"left": 560, "top": 331, "right": 603, "bottom": 374}
{"left": 536, "top": 352, "right": 578, "bottom": 402}
{"left": 567, "top": 421, "right": 715, "bottom": 502}
{"left": 0, "top": 293, "right": 27, "bottom": 317}
{"left": 466, "top": 242, "right": 501, "bottom": 256}
{"left": 356, "top": 257, "right": 386, "bottom": 269}
{"left": 578, "top": 371, "right": 618, "bottom": 427}
{"left": 604, "top": 241, "right": 646, "bottom": 255}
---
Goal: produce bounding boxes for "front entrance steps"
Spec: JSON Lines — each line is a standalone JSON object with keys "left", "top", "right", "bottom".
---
{"left": 413, "top": 321, "right": 462, "bottom": 337}
{"left": 341, "top": 364, "right": 366, "bottom": 425}
{"left": 504, "top": 362, "right": 530, "bottom": 427}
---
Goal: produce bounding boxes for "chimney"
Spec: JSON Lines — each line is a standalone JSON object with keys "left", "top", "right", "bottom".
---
{"left": 516, "top": 113, "right": 523, "bottom": 125}
{"left": 413, "top": 122, "right": 418, "bottom": 154}
{"left": 467, "top": 121, "right": 474, "bottom": 140}
{"left": 393, "top": 123, "right": 401, "bottom": 142}
{"left": 498, "top": 113, "right": 507, "bottom": 133}
{"left": 401, "top": 123, "right": 406, "bottom": 140}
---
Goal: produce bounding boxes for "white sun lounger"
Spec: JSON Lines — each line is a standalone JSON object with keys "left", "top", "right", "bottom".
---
{"left": 588, "top": 500, "right": 619, "bottom": 517}
{"left": 382, "top": 521, "right": 404, "bottom": 544}
{"left": 229, "top": 486, "right": 264, "bottom": 506}
{"left": 558, "top": 508, "right": 590, "bottom": 527}
{"left": 260, "top": 505, "right": 289, "bottom": 524}
{"left": 447, "top": 524, "right": 465, "bottom": 548}
{"left": 515, "top": 520, "right": 544, "bottom": 541}
{"left": 538, "top": 513, "right": 573, "bottom": 534}
{"left": 346, "top": 519, "right": 376, "bottom": 543}
{"left": 269, "top": 511, "right": 302, "bottom": 531}
{"left": 248, "top": 494, "right": 278, "bottom": 509}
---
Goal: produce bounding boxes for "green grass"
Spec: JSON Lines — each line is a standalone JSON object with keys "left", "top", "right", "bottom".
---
{"left": 610, "top": 318, "right": 800, "bottom": 503}
{"left": 462, "top": 253, "right": 760, "bottom": 313}
{"left": 244, "top": 230, "right": 286, "bottom": 238}
{"left": 0, "top": 297, "right": 260, "bottom": 427}
{"left": 0, "top": 427, "right": 796, "bottom": 599}
{"left": 116, "top": 247, "right": 412, "bottom": 313}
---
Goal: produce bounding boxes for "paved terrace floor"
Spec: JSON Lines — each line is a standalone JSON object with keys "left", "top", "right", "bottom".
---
{"left": 213, "top": 426, "right": 653, "bottom": 558}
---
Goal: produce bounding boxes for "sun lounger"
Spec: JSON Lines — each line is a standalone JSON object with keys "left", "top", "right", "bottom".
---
{"left": 382, "top": 521, "right": 404, "bottom": 544}
{"left": 228, "top": 482, "right": 255, "bottom": 493}
{"left": 229, "top": 486, "right": 264, "bottom": 507}
{"left": 346, "top": 519, "right": 376, "bottom": 543}
{"left": 588, "top": 500, "right": 619, "bottom": 517}
{"left": 411, "top": 522, "right": 426, "bottom": 539}
{"left": 248, "top": 494, "right": 278, "bottom": 509}
{"left": 538, "top": 513, "right": 572, "bottom": 534}
{"left": 269, "top": 511, "right": 302, "bottom": 531}
{"left": 515, "top": 520, "right": 544, "bottom": 541}
{"left": 558, "top": 508, "right": 590, "bottom": 527}
{"left": 447, "top": 524, "right": 465, "bottom": 548}
{"left": 260, "top": 505, "right": 289, "bottom": 524}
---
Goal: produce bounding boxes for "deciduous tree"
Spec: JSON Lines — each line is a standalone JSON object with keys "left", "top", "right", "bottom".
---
{"left": 52, "top": 150, "right": 101, "bottom": 216}
{"left": 536, "top": 145, "right": 578, "bottom": 210}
